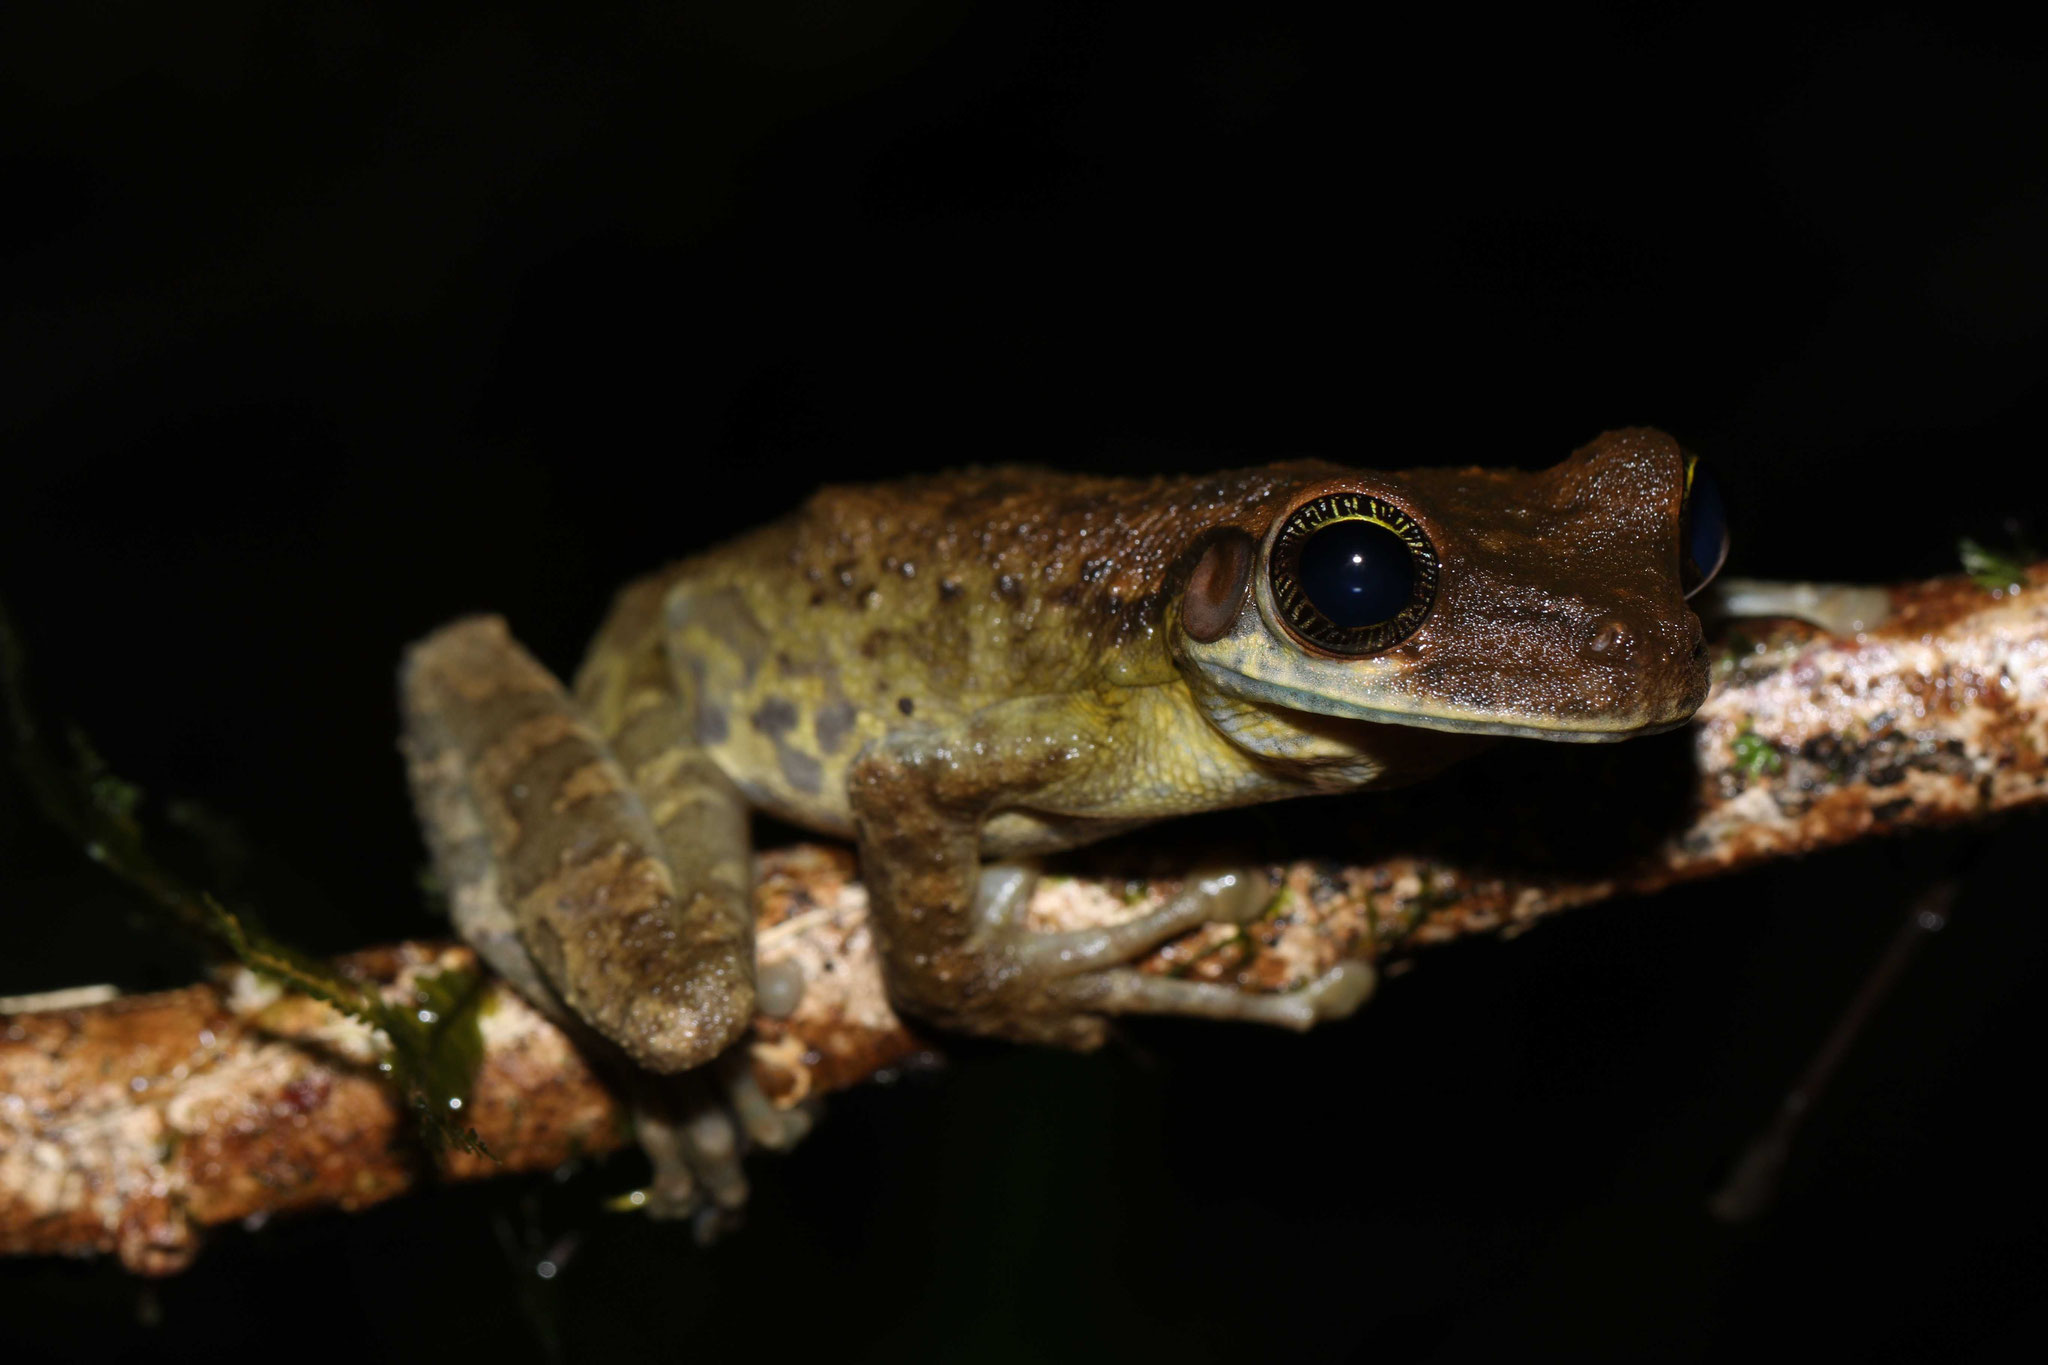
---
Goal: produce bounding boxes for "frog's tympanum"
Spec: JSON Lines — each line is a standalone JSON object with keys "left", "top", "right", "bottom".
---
{"left": 400, "top": 427, "right": 1723, "bottom": 1212}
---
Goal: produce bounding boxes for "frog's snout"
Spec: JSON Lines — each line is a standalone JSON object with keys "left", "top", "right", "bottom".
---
{"left": 1576, "top": 605, "right": 1710, "bottom": 727}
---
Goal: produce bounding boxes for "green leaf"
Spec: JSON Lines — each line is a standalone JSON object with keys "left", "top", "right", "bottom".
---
{"left": 1731, "top": 728, "right": 1784, "bottom": 777}
{"left": 1959, "top": 537, "right": 2030, "bottom": 594}
{"left": 1, "top": 594, "right": 491, "bottom": 1159}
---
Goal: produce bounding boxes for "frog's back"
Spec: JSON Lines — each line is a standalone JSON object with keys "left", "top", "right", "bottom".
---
{"left": 575, "top": 465, "right": 1322, "bottom": 836}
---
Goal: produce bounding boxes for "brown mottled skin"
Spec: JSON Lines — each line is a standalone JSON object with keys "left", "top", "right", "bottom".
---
{"left": 400, "top": 428, "right": 1710, "bottom": 1078}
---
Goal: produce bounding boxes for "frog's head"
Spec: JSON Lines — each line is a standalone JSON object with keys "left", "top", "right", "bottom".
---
{"left": 1171, "top": 428, "right": 1722, "bottom": 756}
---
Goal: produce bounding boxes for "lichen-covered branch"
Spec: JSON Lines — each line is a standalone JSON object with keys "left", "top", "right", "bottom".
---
{"left": 5, "top": 568, "right": 2045, "bottom": 1273}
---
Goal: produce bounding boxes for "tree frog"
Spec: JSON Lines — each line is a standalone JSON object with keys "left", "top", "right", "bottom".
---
{"left": 399, "top": 427, "right": 1723, "bottom": 1216}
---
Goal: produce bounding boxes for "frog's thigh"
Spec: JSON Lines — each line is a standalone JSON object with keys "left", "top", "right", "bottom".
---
{"left": 400, "top": 616, "right": 754, "bottom": 1073}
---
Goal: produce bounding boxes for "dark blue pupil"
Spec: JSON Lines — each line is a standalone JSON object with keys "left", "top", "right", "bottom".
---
{"left": 1684, "top": 461, "right": 1728, "bottom": 592}
{"left": 1297, "top": 519, "right": 1414, "bottom": 628}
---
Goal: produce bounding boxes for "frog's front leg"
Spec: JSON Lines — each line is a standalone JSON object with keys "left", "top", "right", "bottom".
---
{"left": 848, "top": 698, "right": 1375, "bottom": 1048}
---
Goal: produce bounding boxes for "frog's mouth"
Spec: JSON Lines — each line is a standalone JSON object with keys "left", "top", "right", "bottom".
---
{"left": 1192, "top": 661, "right": 1693, "bottom": 744}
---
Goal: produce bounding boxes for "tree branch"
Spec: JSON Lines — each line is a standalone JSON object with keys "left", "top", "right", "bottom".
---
{"left": 5, "top": 567, "right": 2045, "bottom": 1273}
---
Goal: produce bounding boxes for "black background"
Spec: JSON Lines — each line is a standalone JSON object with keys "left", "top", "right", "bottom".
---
{"left": 5, "top": 4, "right": 2047, "bottom": 1361}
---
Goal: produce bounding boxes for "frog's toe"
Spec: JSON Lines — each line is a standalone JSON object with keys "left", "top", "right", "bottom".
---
{"left": 1298, "top": 959, "right": 1378, "bottom": 1022}
{"left": 627, "top": 1092, "right": 740, "bottom": 1222}
{"left": 1005, "top": 865, "right": 1278, "bottom": 978}
{"left": 754, "top": 959, "right": 807, "bottom": 1020}
{"left": 619, "top": 1056, "right": 821, "bottom": 1234}
{"left": 1185, "top": 865, "right": 1280, "bottom": 926}
{"left": 1045, "top": 957, "right": 1377, "bottom": 1031}
{"left": 723, "top": 1055, "right": 820, "bottom": 1152}
{"left": 970, "top": 860, "right": 1042, "bottom": 940}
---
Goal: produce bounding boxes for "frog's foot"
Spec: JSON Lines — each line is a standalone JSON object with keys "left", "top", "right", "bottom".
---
{"left": 972, "top": 861, "right": 1274, "bottom": 971}
{"left": 624, "top": 1050, "right": 820, "bottom": 1242}
{"left": 447, "top": 924, "right": 819, "bottom": 1237}
{"left": 1047, "top": 958, "right": 1376, "bottom": 1031}
{"left": 963, "top": 861, "right": 1372, "bottom": 1032}
{"left": 1704, "top": 578, "right": 1894, "bottom": 635}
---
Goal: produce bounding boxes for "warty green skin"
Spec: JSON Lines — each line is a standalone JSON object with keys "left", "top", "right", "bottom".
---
{"left": 404, "top": 428, "right": 1711, "bottom": 1072}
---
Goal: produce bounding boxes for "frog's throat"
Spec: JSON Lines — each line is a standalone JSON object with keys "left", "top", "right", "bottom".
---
{"left": 1188, "top": 660, "right": 1689, "bottom": 744}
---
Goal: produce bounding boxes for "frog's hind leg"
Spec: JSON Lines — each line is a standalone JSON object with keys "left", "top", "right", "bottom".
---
{"left": 400, "top": 615, "right": 756, "bottom": 1072}
{"left": 404, "top": 617, "right": 822, "bottom": 1226}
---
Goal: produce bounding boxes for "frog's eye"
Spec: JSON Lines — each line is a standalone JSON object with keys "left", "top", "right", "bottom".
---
{"left": 1268, "top": 494, "right": 1438, "bottom": 655}
{"left": 1680, "top": 455, "right": 1729, "bottom": 599}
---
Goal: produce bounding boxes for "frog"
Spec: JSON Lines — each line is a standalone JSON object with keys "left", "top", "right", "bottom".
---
{"left": 397, "top": 426, "right": 1724, "bottom": 1221}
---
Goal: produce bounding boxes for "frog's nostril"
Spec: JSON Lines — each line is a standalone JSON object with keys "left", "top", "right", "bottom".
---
{"left": 1587, "top": 618, "right": 1633, "bottom": 656}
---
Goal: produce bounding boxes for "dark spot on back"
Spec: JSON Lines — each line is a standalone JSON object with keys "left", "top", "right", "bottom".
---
{"left": 897, "top": 696, "right": 915, "bottom": 716}
{"left": 777, "top": 744, "right": 824, "bottom": 795}
{"left": 751, "top": 698, "right": 798, "bottom": 737}
{"left": 814, "top": 699, "right": 858, "bottom": 754}
{"left": 670, "top": 588, "right": 771, "bottom": 684}
{"left": 696, "top": 701, "right": 729, "bottom": 745}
